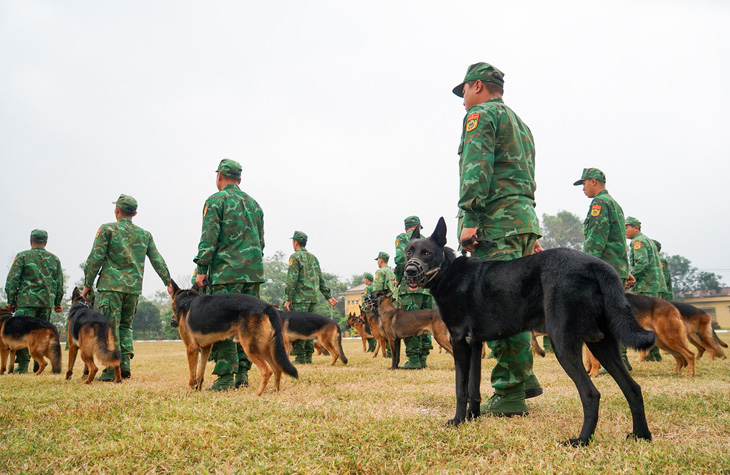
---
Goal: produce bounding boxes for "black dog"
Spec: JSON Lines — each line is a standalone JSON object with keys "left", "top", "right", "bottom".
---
{"left": 404, "top": 217, "right": 655, "bottom": 446}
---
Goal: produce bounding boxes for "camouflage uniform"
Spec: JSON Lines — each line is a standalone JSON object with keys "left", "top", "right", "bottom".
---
{"left": 627, "top": 234, "right": 666, "bottom": 298}
{"left": 195, "top": 160, "right": 264, "bottom": 388}
{"left": 453, "top": 63, "right": 541, "bottom": 415}
{"left": 394, "top": 217, "right": 434, "bottom": 369}
{"left": 5, "top": 230, "right": 64, "bottom": 372}
{"left": 85, "top": 196, "right": 170, "bottom": 379}
{"left": 373, "top": 253, "right": 397, "bottom": 358}
{"left": 653, "top": 240, "right": 674, "bottom": 300}
{"left": 362, "top": 276, "right": 377, "bottom": 352}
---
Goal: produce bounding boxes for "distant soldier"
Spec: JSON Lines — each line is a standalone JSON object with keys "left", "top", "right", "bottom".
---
{"left": 625, "top": 216, "right": 666, "bottom": 362}
{"left": 362, "top": 272, "right": 377, "bottom": 352}
{"left": 284, "top": 231, "right": 337, "bottom": 364}
{"left": 372, "top": 252, "right": 396, "bottom": 294}
{"left": 653, "top": 240, "right": 674, "bottom": 301}
{"left": 84, "top": 195, "right": 171, "bottom": 381}
{"left": 194, "top": 159, "right": 265, "bottom": 390}
{"left": 4, "top": 229, "right": 64, "bottom": 373}
{"left": 394, "top": 216, "right": 434, "bottom": 369}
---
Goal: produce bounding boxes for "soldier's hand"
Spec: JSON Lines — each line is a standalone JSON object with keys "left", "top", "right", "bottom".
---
{"left": 533, "top": 241, "right": 544, "bottom": 253}
{"left": 54, "top": 305, "right": 63, "bottom": 313}
{"left": 459, "top": 227, "right": 478, "bottom": 252}
{"left": 625, "top": 274, "right": 636, "bottom": 289}
{"left": 82, "top": 286, "right": 92, "bottom": 299}
{"left": 195, "top": 273, "right": 207, "bottom": 289}
{"left": 283, "top": 300, "right": 291, "bottom": 311}
{"left": 167, "top": 283, "right": 175, "bottom": 297}
{"left": 328, "top": 298, "right": 337, "bottom": 307}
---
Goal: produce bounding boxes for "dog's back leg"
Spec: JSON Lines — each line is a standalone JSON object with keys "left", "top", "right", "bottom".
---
{"left": 390, "top": 338, "right": 401, "bottom": 370}
{"left": 467, "top": 342, "right": 482, "bottom": 420}
{"left": 28, "top": 333, "right": 48, "bottom": 375}
{"left": 587, "top": 338, "right": 651, "bottom": 443}
{"left": 66, "top": 342, "right": 79, "bottom": 380}
{"left": 194, "top": 346, "right": 212, "bottom": 391}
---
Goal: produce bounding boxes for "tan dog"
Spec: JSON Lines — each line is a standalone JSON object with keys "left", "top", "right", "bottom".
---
{"left": 360, "top": 306, "right": 389, "bottom": 358}
{"left": 346, "top": 313, "right": 374, "bottom": 352}
{"left": 372, "top": 290, "right": 453, "bottom": 369}
{"left": 280, "top": 311, "right": 347, "bottom": 365}
{"left": 0, "top": 308, "right": 62, "bottom": 375}
{"left": 672, "top": 301, "right": 727, "bottom": 360}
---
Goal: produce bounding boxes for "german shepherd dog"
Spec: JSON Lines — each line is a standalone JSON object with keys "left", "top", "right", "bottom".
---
{"left": 404, "top": 218, "right": 655, "bottom": 446}
{"left": 169, "top": 280, "right": 297, "bottom": 395}
{"left": 67, "top": 288, "right": 122, "bottom": 384}
{"left": 280, "top": 311, "right": 348, "bottom": 365}
{"left": 671, "top": 301, "right": 727, "bottom": 360}
{"left": 346, "top": 313, "right": 374, "bottom": 352}
{"left": 625, "top": 293, "right": 696, "bottom": 375}
{"left": 360, "top": 298, "right": 389, "bottom": 358}
{"left": 371, "top": 290, "right": 453, "bottom": 369}
{"left": 0, "top": 308, "right": 62, "bottom": 375}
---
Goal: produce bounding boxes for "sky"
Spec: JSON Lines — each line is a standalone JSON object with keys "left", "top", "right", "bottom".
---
{"left": 1, "top": 0, "right": 729, "bottom": 298}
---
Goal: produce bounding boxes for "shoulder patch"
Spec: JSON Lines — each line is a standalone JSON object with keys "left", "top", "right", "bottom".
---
{"left": 203, "top": 205, "right": 208, "bottom": 218}
{"left": 95, "top": 227, "right": 101, "bottom": 238}
{"left": 634, "top": 241, "right": 642, "bottom": 250}
{"left": 288, "top": 258, "right": 293, "bottom": 267}
{"left": 465, "top": 112, "right": 480, "bottom": 132}
{"left": 395, "top": 238, "right": 399, "bottom": 248}
{"left": 590, "top": 204, "right": 602, "bottom": 217}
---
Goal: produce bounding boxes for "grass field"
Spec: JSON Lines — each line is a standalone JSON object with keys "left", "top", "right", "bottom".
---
{"left": 1, "top": 336, "right": 729, "bottom": 474}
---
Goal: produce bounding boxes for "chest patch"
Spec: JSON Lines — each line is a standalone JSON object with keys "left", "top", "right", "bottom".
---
{"left": 465, "top": 112, "right": 480, "bottom": 132}
{"left": 590, "top": 205, "right": 602, "bottom": 217}
{"left": 634, "top": 242, "right": 642, "bottom": 250}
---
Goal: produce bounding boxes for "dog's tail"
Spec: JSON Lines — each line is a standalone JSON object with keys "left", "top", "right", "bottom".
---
{"left": 95, "top": 323, "right": 122, "bottom": 366}
{"left": 265, "top": 305, "right": 298, "bottom": 379}
{"left": 713, "top": 328, "right": 729, "bottom": 348}
{"left": 597, "top": 266, "right": 655, "bottom": 350}
{"left": 50, "top": 332, "right": 62, "bottom": 374}
{"left": 336, "top": 325, "right": 348, "bottom": 365}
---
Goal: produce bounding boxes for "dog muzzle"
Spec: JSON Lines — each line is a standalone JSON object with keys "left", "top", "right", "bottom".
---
{"left": 404, "top": 258, "right": 440, "bottom": 289}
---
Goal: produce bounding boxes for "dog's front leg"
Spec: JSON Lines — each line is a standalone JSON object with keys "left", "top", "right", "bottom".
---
{"left": 390, "top": 338, "right": 401, "bottom": 369}
{"left": 466, "top": 342, "right": 483, "bottom": 420}
{"left": 194, "top": 346, "right": 212, "bottom": 391}
{"left": 447, "top": 338, "right": 472, "bottom": 426}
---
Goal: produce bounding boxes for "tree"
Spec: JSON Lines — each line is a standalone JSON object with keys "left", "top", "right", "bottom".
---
{"left": 133, "top": 298, "right": 163, "bottom": 340}
{"left": 666, "top": 254, "right": 724, "bottom": 298}
{"left": 540, "top": 211, "right": 584, "bottom": 250}
{"left": 260, "top": 250, "right": 288, "bottom": 305}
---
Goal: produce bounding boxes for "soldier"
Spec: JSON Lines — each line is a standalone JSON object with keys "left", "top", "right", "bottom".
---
{"left": 372, "top": 251, "right": 397, "bottom": 358}
{"left": 394, "top": 216, "right": 434, "bottom": 369}
{"left": 653, "top": 240, "right": 674, "bottom": 300}
{"left": 625, "top": 216, "right": 667, "bottom": 362}
{"left": 453, "top": 62, "right": 542, "bottom": 416}
{"left": 574, "top": 168, "right": 632, "bottom": 371}
{"left": 283, "top": 231, "right": 337, "bottom": 364}
{"left": 362, "top": 272, "right": 377, "bottom": 352}
{"left": 4, "top": 229, "right": 64, "bottom": 373}
{"left": 83, "top": 195, "right": 171, "bottom": 381}
{"left": 194, "top": 158, "right": 264, "bottom": 390}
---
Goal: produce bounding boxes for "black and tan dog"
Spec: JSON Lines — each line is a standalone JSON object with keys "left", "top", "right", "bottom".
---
{"left": 66, "top": 288, "right": 122, "bottom": 384}
{"left": 280, "top": 311, "right": 348, "bottom": 365}
{"left": 359, "top": 300, "right": 389, "bottom": 358}
{"left": 404, "top": 218, "right": 655, "bottom": 446}
{"left": 0, "top": 308, "right": 62, "bottom": 375}
{"left": 371, "top": 289, "right": 453, "bottom": 369}
{"left": 169, "top": 280, "right": 297, "bottom": 395}
{"left": 346, "top": 313, "right": 374, "bottom": 352}
{"left": 671, "top": 301, "right": 727, "bottom": 360}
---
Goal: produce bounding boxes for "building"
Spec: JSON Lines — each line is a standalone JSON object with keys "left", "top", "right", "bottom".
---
{"left": 680, "top": 287, "right": 730, "bottom": 328}
{"left": 343, "top": 283, "right": 367, "bottom": 318}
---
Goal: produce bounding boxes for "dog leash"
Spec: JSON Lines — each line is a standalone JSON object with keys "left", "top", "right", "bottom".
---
{"left": 460, "top": 237, "right": 494, "bottom": 256}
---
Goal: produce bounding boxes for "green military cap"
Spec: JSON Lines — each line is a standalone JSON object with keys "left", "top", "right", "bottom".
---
{"left": 113, "top": 194, "right": 138, "bottom": 214}
{"left": 363, "top": 272, "right": 374, "bottom": 282}
{"left": 216, "top": 158, "right": 242, "bottom": 180}
{"left": 404, "top": 216, "right": 422, "bottom": 229}
{"left": 375, "top": 251, "right": 389, "bottom": 262}
{"left": 652, "top": 240, "right": 662, "bottom": 252}
{"left": 453, "top": 62, "right": 505, "bottom": 97}
{"left": 573, "top": 168, "right": 606, "bottom": 186}
{"left": 291, "top": 230, "right": 308, "bottom": 241}
{"left": 30, "top": 229, "right": 48, "bottom": 243}
{"left": 625, "top": 216, "right": 641, "bottom": 227}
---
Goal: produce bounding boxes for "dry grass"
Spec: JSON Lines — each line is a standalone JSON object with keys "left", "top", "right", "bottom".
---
{"left": 1, "top": 336, "right": 729, "bottom": 474}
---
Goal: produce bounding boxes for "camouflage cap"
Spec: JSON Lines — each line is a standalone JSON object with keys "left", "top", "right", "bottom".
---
{"left": 291, "top": 230, "right": 308, "bottom": 241}
{"left": 652, "top": 240, "right": 662, "bottom": 252}
{"left": 375, "top": 251, "right": 390, "bottom": 262}
{"left": 573, "top": 168, "right": 606, "bottom": 186}
{"left": 216, "top": 158, "right": 242, "bottom": 180}
{"left": 113, "top": 194, "right": 138, "bottom": 214}
{"left": 625, "top": 216, "right": 641, "bottom": 227}
{"left": 404, "top": 216, "right": 422, "bottom": 229}
{"left": 453, "top": 62, "right": 505, "bottom": 97}
{"left": 363, "top": 272, "right": 374, "bottom": 282}
{"left": 30, "top": 229, "right": 48, "bottom": 243}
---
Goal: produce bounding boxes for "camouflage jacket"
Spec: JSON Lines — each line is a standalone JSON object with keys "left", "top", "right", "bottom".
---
{"left": 372, "top": 265, "right": 397, "bottom": 294}
{"left": 363, "top": 283, "right": 374, "bottom": 299}
{"left": 659, "top": 255, "right": 674, "bottom": 299}
{"left": 5, "top": 247, "right": 64, "bottom": 307}
{"left": 84, "top": 218, "right": 170, "bottom": 295}
{"left": 629, "top": 232, "right": 667, "bottom": 295}
{"left": 582, "top": 190, "right": 629, "bottom": 280}
{"left": 194, "top": 184, "right": 265, "bottom": 284}
{"left": 284, "top": 248, "right": 331, "bottom": 304}
{"left": 394, "top": 231, "right": 429, "bottom": 296}
{"left": 457, "top": 97, "right": 540, "bottom": 240}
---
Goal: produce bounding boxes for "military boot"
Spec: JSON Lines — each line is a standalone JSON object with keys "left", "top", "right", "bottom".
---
{"left": 235, "top": 371, "right": 248, "bottom": 389}
{"left": 481, "top": 388, "right": 529, "bottom": 417}
{"left": 120, "top": 355, "right": 131, "bottom": 379}
{"left": 206, "top": 374, "right": 234, "bottom": 391}
{"left": 96, "top": 367, "right": 116, "bottom": 382}
{"left": 294, "top": 354, "right": 306, "bottom": 364}
{"left": 646, "top": 347, "right": 662, "bottom": 362}
{"left": 304, "top": 352, "right": 313, "bottom": 364}
{"left": 524, "top": 373, "right": 543, "bottom": 399}
{"left": 419, "top": 356, "right": 428, "bottom": 368}
{"left": 400, "top": 355, "right": 422, "bottom": 370}
{"left": 14, "top": 361, "right": 29, "bottom": 374}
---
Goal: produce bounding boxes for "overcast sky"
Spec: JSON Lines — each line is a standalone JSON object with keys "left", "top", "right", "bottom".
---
{"left": 2, "top": 0, "right": 729, "bottom": 298}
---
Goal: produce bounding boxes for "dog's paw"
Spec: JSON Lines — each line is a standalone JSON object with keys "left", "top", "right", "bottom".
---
{"left": 562, "top": 437, "right": 590, "bottom": 447}
{"left": 626, "top": 432, "right": 652, "bottom": 442}
{"left": 65, "top": 372, "right": 73, "bottom": 380}
{"left": 445, "top": 418, "right": 464, "bottom": 427}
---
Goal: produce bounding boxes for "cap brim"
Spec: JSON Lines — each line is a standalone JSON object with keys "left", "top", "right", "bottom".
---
{"left": 452, "top": 83, "right": 465, "bottom": 97}
{"left": 573, "top": 179, "right": 584, "bottom": 186}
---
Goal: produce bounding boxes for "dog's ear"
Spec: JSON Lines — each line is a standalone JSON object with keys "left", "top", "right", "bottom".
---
{"left": 170, "top": 279, "right": 180, "bottom": 296}
{"left": 72, "top": 287, "right": 81, "bottom": 299}
{"left": 410, "top": 226, "right": 421, "bottom": 240}
{"left": 431, "top": 217, "right": 448, "bottom": 247}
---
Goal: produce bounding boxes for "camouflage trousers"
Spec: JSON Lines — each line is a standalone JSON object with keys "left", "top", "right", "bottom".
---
{"left": 290, "top": 302, "right": 316, "bottom": 358}
{"left": 367, "top": 338, "right": 377, "bottom": 352}
{"left": 95, "top": 291, "right": 139, "bottom": 362}
{"left": 473, "top": 233, "right": 540, "bottom": 394}
{"left": 397, "top": 292, "right": 434, "bottom": 360}
{"left": 208, "top": 283, "right": 258, "bottom": 376}
{"left": 13, "top": 307, "right": 52, "bottom": 366}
